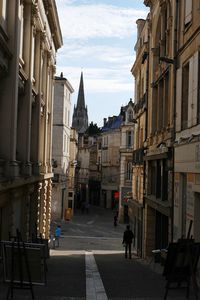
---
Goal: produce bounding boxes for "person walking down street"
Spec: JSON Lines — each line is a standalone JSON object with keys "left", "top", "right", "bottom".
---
{"left": 122, "top": 225, "right": 134, "bottom": 259}
{"left": 55, "top": 225, "right": 61, "bottom": 248}
{"left": 114, "top": 215, "right": 117, "bottom": 227}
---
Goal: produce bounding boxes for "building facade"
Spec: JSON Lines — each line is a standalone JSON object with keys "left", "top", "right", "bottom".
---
{"left": 101, "top": 115, "right": 122, "bottom": 210}
{"left": 130, "top": 18, "right": 148, "bottom": 257}
{"left": 143, "top": 0, "right": 174, "bottom": 258}
{"left": 68, "top": 128, "right": 78, "bottom": 216}
{"left": 174, "top": 0, "right": 200, "bottom": 242}
{"left": 0, "top": 0, "right": 62, "bottom": 240}
{"left": 52, "top": 73, "right": 74, "bottom": 221}
{"left": 119, "top": 100, "right": 135, "bottom": 224}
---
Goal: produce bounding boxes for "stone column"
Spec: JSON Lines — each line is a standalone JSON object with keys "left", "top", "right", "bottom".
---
{"left": 1, "top": 1, "right": 21, "bottom": 177}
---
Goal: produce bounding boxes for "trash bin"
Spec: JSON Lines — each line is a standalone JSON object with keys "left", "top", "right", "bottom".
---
{"left": 65, "top": 208, "right": 72, "bottom": 220}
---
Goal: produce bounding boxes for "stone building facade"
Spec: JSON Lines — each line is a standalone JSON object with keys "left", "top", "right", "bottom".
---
{"left": 52, "top": 73, "right": 74, "bottom": 221}
{"left": 143, "top": 0, "right": 175, "bottom": 257}
{"left": 68, "top": 128, "right": 78, "bottom": 214}
{"left": 101, "top": 115, "right": 122, "bottom": 210}
{"left": 0, "top": 0, "right": 62, "bottom": 240}
{"left": 173, "top": 0, "right": 200, "bottom": 242}
{"left": 130, "top": 18, "right": 148, "bottom": 257}
{"left": 119, "top": 100, "right": 135, "bottom": 224}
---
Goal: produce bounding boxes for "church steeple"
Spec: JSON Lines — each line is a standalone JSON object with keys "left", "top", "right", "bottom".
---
{"left": 72, "top": 72, "right": 88, "bottom": 134}
{"left": 77, "top": 72, "right": 85, "bottom": 109}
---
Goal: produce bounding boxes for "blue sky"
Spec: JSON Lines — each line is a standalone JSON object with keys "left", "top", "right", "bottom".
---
{"left": 56, "top": 0, "right": 149, "bottom": 127}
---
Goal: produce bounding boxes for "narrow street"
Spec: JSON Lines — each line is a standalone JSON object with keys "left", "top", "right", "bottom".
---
{"left": 0, "top": 206, "right": 198, "bottom": 299}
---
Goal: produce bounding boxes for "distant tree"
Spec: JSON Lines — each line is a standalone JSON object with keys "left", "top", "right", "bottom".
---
{"left": 86, "top": 122, "right": 101, "bottom": 135}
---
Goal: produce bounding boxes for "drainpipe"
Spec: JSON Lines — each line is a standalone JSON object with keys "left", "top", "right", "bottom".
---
{"left": 171, "top": 0, "right": 179, "bottom": 242}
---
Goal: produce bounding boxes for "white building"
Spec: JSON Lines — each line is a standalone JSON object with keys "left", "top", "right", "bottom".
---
{"left": 52, "top": 73, "right": 74, "bottom": 221}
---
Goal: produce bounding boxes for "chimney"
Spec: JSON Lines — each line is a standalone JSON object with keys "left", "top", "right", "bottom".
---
{"left": 136, "top": 19, "right": 145, "bottom": 39}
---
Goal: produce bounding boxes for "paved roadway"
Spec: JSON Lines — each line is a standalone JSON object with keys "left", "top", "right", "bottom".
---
{"left": 0, "top": 206, "right": 198, "bottom": 299}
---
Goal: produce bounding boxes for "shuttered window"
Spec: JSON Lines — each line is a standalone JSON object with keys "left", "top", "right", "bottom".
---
{"left": 198, "top": 53, "right": 200, "bottom": 124}
{"left": 184, "top": 0, "right": 192, "bottom": 25}
{"left": 181, "top": 62, "right": 189, "bottom": 130}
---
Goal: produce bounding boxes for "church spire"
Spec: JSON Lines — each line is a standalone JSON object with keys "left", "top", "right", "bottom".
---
{"left": 72, "top": 72, "right": 88, "bottom": 134}
{"left": 77, "top": 72, "right": 85, "bottom": 109}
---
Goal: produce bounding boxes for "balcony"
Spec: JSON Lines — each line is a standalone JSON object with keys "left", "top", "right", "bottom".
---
{"left": 132, "top": 148, "right": 144, "bottom": 165}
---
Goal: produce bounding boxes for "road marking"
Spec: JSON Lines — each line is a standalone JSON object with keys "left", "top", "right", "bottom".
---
{"left": 85, "top": 251, "right": 108, "bottom": 300}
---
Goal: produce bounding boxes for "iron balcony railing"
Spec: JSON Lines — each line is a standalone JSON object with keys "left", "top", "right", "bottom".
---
{"left": 132, "top": 148, "right": 144, "bottom": 164}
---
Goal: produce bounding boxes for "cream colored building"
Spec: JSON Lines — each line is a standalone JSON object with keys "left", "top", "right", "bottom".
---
{"left": 119, "top": 100, "right": 135, "bottom": 223}
{"left": 101, "top": 116, "right": 122, "bottom": 210}
{"left": 67, "top": 128, "right": 78, "bottom": 216}
{"left": 130, "top": 18, "right": 148, "bottom": 257}
{"left": 174, "top": 0, "right": 200, "bottom": 242}
{"left": 143, "top": 0, "right": 174, "bottom": 258}
{"left": 52, "top": 73, "right": 74, "bottom": 221}
{"left": 0, "top": 0, "right": 62, "bottom": 240}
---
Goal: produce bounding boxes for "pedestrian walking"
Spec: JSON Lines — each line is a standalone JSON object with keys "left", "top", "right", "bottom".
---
{"left": 122, "top": 225, "right": 134, "bottom": 259}
{"left": 114, "top": 215, "right": 117, "bottom": 227}
{"left": 54, "top": 225, "right": 61, "bottom": 248}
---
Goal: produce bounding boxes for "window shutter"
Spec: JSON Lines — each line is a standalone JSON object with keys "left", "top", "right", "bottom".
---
{"left": 188, "top": 56, "right": 194, "bottom": 128}
{"left": 176, "top": 68, "right": 182, "bottom": 131}
{"left": 185, "top": 0, "right": 192, "bottom": 25}
{"left": 192, "top": 51, "right": 198, "bottom": 126}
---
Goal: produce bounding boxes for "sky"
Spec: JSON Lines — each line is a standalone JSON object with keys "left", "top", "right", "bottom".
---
{"left": 56, "top": 0, "right": 149, "bottom": 127}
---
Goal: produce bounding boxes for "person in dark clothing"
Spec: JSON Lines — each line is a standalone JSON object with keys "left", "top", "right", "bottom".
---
{"left": 122, "top": 225, "right": 134, "bottom": 259}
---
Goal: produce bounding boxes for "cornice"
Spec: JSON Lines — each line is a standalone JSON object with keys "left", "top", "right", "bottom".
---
{"left": 143, "top": 0, "right": 152, "bottom": 7}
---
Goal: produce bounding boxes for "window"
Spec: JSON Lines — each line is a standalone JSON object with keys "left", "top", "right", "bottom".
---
{"left": 164, "top": 73, "right": 169, "bottom": 127}
{"left": 31, "top": 35, "right": 36, "bottom": 82}
{"left": 158, "top": 79, "right": 164, "bottom": 131}
{"left": 184, "top": 0, "right": 192, "bottom": 26}
{"left": 198, "top": 54, "right": 200, "bottom": 124}
{"left": 160, "top": 3, "right": 169, "bottom": 57}
{"left": 19, "top": 4, "right": 24, "bottom": 61}
{"left": 152, "top": 86, "right": 158, "bottom": 133}
{"left": 68, "top": 110, "right": 70, "bottom": 126}
{"left": 65, "top": 108, "right": 67, "bottom": 125}
{"left": 1, "top": 0, "right": 7, "bottom": 20}
{"left": 126, "top": 162, "right": 132, "bottom": 181}
{"left": 127, "top": 110, "right": 133, "bottom": 122}
{"left": 63, "top": 135, "right": 66, "bottom": 152}
{"left": 181, "top": 62, "right": 189, "bottom": 130}
{"left": 126, "top": 131, "right": 133, "bottom": 148}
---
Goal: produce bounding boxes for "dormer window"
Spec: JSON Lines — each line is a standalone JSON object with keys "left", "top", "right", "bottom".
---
{"left": 127, "top": 110, "right": 133, "bottom": 122}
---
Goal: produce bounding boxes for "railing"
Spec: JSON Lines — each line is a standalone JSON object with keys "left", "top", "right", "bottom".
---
{"left": 132, "top": 148, "right": 144, "bottom": 164}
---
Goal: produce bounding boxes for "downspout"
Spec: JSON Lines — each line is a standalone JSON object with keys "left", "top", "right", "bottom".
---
{"left": 171, "top": 0, "right": 179, "bottom": 242}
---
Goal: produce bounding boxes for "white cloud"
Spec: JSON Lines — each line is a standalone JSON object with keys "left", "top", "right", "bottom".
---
{"left": 56, "top": 65, "right": 134, "bottom": 93}
{"left": 58, "top": 43, "right": 134, "bottom": 65}
{"left": 56, "top": 3, "right": 147, "bottom": 40}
